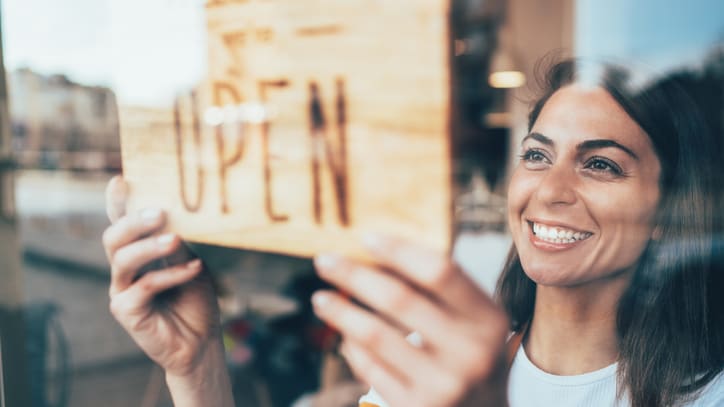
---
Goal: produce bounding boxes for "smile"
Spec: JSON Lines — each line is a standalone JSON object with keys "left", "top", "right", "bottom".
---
{"left": 528, "top": 220, "right": 593, "bottom": 245}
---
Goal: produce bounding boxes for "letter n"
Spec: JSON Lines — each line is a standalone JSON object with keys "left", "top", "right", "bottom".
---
{"left": 308, "top": 79, "right": 350, "bottom": 226}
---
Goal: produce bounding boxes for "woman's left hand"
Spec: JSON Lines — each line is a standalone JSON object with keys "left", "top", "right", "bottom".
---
{"left": 312, "top": 235, "right": 511, "bottom": 407}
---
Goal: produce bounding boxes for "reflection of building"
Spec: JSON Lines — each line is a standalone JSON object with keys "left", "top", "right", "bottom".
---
{"left": 7, "top": 68, "right": 120, "bottom": 170}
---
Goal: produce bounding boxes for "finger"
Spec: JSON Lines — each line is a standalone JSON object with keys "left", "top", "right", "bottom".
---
{"left": 311, "top": 290, "right": 441, "bottom": 388}
{"left": 362, "top": 234, "right": 497, "bottom": 318}
{"left": 102, "top": 208, "right": 166, "bottom": 261}
{"left": 110, "top": 259, "right": 203, "bottom": 322}
{"left": 315, "top": 255, "right": 508, "bottom": 375}
{"left": 340, "top": 340, "right": 413, "bottom": 407}
{"left": 343, "top": 339, "right": 472, "bottom": 407}
{"left": 315, "top": 254, "right": 455, "bottom": 350}
{"left": 110, "top": 233, "right": 182, "bottom": 296}
{"left": 105, "top": 175, "right": 129, "bottom": 223}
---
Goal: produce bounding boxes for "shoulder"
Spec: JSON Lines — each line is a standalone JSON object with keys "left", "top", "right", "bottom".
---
{"left": 685, "top": 369, "right": 724, "bottom": 407}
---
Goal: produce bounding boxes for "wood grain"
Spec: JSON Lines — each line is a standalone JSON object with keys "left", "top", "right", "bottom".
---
{"left": 120, "top": 0, "right": 454, "bottom": 258}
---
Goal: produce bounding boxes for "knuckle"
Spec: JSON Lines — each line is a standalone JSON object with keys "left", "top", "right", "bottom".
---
{"left": 137, "top": 276, "right": 156, "bottom": 294}
{"left": 115, "top": 241, "right": 156, "bottom": 273}
{"left": 357, "top": 320, "right": 385, "bottom": 349}
{"left": 381, "top": 282, "right": 415, "bottom": 314}
{"left": 114, "top": 215, "right": 131, "bottom": 234}
{"left": 128, "top": 313, "right": 150, "bottom": 333}
{"left": 108, "top": 297, "right": 125, "bottom": 318}
{"left": 101, "top": 227, "right": 114, "bottom": 248}
{"left": 111, "top": 246, "right": 132, "bottom": 270}
{"left": 423, "top": 260, "right": 458, "bottom": 288}
{"left": 109, "top": 262, "right": 121, "bottom": 277}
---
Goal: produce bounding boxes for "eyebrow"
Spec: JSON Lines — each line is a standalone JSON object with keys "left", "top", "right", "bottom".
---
{"left": 522, "top": 132, "right": 639, "bottom": 161}
{"left": 522, "top": 132, "right": 554, "bottom": 146}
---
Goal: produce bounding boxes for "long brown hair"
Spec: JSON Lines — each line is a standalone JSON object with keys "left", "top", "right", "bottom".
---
{"left": 495, "top": 59, "right": 724, "bottom": 406}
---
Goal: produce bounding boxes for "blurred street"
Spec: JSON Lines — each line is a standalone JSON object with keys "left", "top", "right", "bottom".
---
{"left": 17, "top": 170, "right": 111, "bottom": 270}
{"left": 15, "top": 170, "right": 167, "bottom": 406}
{"left": 14, "top": 170, "right": 316, "bottom": 407}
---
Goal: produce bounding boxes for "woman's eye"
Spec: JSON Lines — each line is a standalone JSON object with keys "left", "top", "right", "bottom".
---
{"left": 584, "top": 157, "right": 624, "bottom": 176}
{"left": 520, "top": 149, "right": 548, "bottom": 163}
{"left": 519, "top": 148, "right": 550, "bottom": 170}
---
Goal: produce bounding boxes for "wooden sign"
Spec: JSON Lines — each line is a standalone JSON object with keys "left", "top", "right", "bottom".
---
{"left": 120, "top": 0, "right": 454, "bottom": 258}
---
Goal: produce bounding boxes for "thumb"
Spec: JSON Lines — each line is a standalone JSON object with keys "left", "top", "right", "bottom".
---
{"left": 105, "top": 175, "right": 129, "bottom": 223}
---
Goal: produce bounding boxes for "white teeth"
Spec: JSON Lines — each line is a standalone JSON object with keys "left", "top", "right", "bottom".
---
{"left": 532, "top": 222, "right": 591, "bottom": 244}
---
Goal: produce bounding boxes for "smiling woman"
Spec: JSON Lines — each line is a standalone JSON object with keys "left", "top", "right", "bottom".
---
{"left": 496, "top": 59, "right": 724, "bottom": 406}
{"left": 345, "top": 59, "right": 724, "bottom": 407}
{"left": 508, "top": 84, "right": 662, "bottom": 288}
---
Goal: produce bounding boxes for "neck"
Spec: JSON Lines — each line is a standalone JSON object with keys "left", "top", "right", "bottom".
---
{"left": 524, "top": 272, "right": 631, "bottom": 375}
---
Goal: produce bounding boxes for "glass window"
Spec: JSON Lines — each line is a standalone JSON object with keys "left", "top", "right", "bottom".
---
{"left": 1, "top": 1, "right": 721, "bottom": 406}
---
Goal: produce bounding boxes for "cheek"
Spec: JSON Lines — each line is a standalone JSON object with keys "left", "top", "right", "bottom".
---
{"left": 583, "top": 187, "right": 659, "bottom": 267}
{"left": 587, "top": 184, "right": 659, "bottom": 234}
{"left": 612, "top": 203, "right": 658, "bottom": 252}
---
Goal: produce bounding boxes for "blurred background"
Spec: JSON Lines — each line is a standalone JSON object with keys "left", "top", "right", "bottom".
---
{"left": 0, "top": 0, "right": 722, "bottom": 406}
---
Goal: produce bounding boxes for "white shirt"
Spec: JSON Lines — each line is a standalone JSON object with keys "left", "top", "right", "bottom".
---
{"left": 508, "top": 345, "right": 627, "bottom": 407}
{"left": 359, "top": 346, "right": 724, "bottom": 406}
{"left": 508, "top": 346, "right": 724, "bottom": 407}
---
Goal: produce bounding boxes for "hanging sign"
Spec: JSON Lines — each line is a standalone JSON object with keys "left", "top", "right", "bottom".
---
{"left": 120, "top": 0, "right": 454, "bottom": 257}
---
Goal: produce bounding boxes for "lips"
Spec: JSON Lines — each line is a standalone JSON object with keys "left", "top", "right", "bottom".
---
{"left": 527, "top": 220, "right": 593, "bottom": 245}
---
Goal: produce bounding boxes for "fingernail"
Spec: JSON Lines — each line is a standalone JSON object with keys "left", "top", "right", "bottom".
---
{"left": 157, "top": 233, "right": 175, "bottom": 247}
{"left": 186, "top": 259, "right": 202, "bottom": 270}
{"left": 141, "top": 208, "right": 162, "bottom": 224}
{"left": 312, "top": 292, "right": 331, "bottom": 308}
{"left": 315, "top": 253, "right": 339, "bottom": 270}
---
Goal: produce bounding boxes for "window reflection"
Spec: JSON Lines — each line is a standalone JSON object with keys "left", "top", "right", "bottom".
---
{"left": 0, "top": 0, "right": 721, "bottom": 406}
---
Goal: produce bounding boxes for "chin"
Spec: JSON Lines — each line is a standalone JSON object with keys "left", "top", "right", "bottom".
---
{"left": 520, "top": 262, "right": 580, "bottom": 287}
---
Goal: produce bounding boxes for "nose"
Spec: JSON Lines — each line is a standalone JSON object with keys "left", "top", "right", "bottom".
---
{"left": 533, "top": 164, "right": 578, "bottom": 206}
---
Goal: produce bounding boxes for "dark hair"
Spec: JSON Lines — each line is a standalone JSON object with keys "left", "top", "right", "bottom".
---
{"left": 495, "top": 59, "right": 724, "bottom": 406}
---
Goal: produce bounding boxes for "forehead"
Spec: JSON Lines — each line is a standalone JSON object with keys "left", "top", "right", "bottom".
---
{"left": 531, "top": 85, "right": 653, "bottom": 153}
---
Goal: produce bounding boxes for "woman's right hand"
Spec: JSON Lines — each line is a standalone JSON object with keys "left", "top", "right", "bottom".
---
{"left": 103, "top": 176, "right": 233, "bottom": 406}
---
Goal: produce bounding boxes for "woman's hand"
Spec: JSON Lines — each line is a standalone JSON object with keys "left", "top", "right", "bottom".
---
{"left": 103, "top": 176, "right": 232, "bottom": 407}
{"left": 312, "top": 235, "right": 510, "bottom": 407}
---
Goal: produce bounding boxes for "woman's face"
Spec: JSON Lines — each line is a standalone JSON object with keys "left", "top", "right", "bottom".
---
{"left": 507, "top": 85, "right": 662, "bottom": 287}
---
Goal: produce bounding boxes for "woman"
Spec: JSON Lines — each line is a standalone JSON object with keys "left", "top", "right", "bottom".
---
{"left": 103, "top": 60, "right": 723, "bottom": 406}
